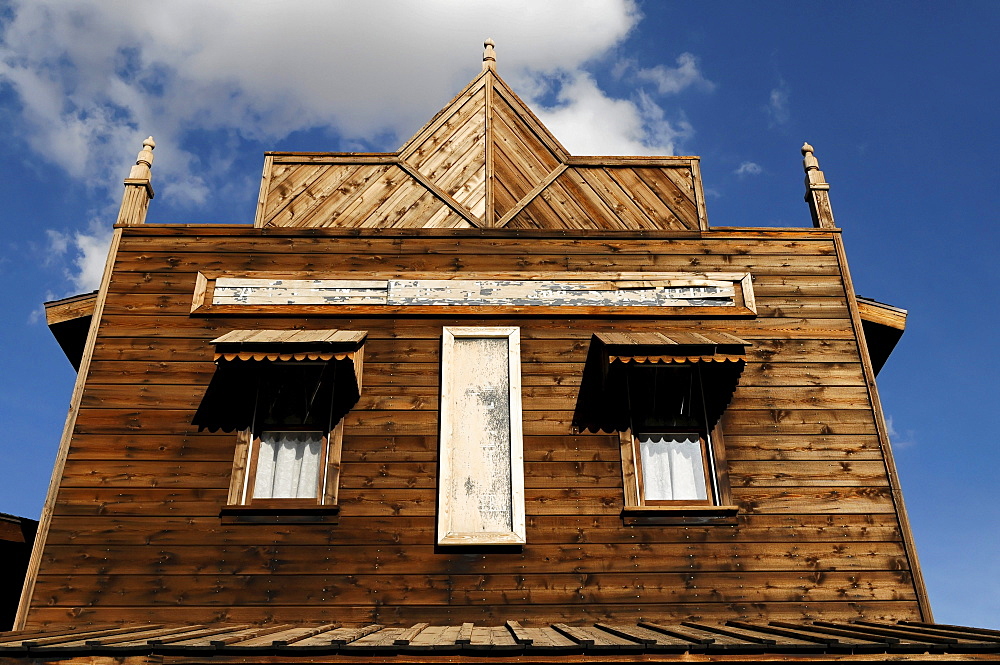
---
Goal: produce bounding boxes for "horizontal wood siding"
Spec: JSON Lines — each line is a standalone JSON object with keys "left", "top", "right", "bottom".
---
{"left": 24, "top": 226, "right": 920, "bottom": 629}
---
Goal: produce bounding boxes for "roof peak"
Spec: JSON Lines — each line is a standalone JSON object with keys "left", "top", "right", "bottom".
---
{"left": 482, "top": 38, "right": 496, "bottom": 71}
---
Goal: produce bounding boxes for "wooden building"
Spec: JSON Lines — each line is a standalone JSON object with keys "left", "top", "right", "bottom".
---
{"left": 6, "top": 42, "right": 998, "bottom": 661}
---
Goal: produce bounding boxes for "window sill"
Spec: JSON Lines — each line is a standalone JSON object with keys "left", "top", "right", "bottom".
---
{"left": 621, "top": 505, "right": 739, "bottom": 525}
{"left": 220, "top": 504, "right": 340, "bottom": 524}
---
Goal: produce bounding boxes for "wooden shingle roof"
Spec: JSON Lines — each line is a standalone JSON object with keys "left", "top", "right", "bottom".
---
{"left": 2, "top": 621, "right": 999, "bottom": 661}
{"left": 254, "top": 42, "right": 707, "bottom": 232}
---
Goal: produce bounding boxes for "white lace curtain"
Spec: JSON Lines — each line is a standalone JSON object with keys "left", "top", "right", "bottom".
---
{"left": 638, "top": 432, "right": 708, "bottom": 501}
{"left": 252, "top": 431, "right": 322, "bottom": 499}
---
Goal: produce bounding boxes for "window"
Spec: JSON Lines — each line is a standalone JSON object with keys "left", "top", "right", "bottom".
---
{"left": 573, "top": 332, "right": 746, "bottom": 518}
{"left": 195, "top": 329, "right": 365, "bottom": 516}
{"left": 437, "top": 327, "right": 525, "bottom": 545}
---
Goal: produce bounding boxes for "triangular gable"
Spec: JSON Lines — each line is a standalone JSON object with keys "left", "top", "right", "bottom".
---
{"left": 254, "top": 47, "right": 707, "bottom": 231}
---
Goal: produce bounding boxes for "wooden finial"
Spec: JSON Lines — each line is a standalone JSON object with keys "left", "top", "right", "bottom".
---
{"left": 801, "top": 142, "right": 834, "bottom": 228}
{"left": 483, "top": 38, "right": 496, "bottom": 71}
{"left": 117, "top": 136, "right": 156, "bottom": 226}
{"left": 129, "top": 136, "right": 156, "bottom": 180}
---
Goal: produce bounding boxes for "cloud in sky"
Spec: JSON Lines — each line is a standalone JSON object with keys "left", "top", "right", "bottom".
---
{"left": 633, "top": 53, "right": 716, "bottom": 95}
{"left": 735, "top": 161, "right": 763, "bottom": 176}
{"left": 0, "top": 0, "right": 716, "bottom": 291}
{"left": 766, "top": 79, "right": 790, "bottom": 125}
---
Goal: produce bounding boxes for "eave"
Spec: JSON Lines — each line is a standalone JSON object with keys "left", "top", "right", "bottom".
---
{"left": 43, "top": 291, "right": 97, "bottom": 371}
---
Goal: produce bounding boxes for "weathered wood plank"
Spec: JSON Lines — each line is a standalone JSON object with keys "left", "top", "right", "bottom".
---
{"left": 44, "top": 514, "right": 904, "bottom": 547}
{"left": 40, "top": 541, "right": 909, "bottom": 576}
{"left": 22, "top": 600, "right": 922, "bottom": 631}
{"left": 31, "top": 571, "right": 916, "bottom": 607}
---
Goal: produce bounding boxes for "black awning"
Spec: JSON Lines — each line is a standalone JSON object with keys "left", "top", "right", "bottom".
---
{"left": 574, "top": 332, "right": 749, "bottom": 434}
{"left": 194, "top": 330, "right": 366, "bottom": 433}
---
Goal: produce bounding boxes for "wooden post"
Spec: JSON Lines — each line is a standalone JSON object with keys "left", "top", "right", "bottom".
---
{"left": 116, "top": 136, "right": 156, "bottom": 226}
{"left": 802, "top": 142, "right": 835, "bottom": 228}
{"left": 14, "top": 138, "right": 154, "bottom": 628}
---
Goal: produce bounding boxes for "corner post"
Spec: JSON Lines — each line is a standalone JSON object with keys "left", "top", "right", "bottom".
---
{"left": 801, "top": 142, "right": 835, "bottom": 228}
{"left": 116, "top": 136, "right": 156, "bottom": 226}
{"left": 15, "top": 137, "right": 155, "bottom": 629}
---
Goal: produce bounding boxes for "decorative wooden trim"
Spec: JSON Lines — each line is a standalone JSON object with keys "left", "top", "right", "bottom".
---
{"left": 252, "top": 155, "right": 274, "bottom": 228}
{"left": 484, "top": 71, "right": 495, "bottom": 227}
{"left": 395, "top": 161, "right": 483, "bottom": 228}
{"left": 618, "top": 431, "right": 640, "bottom": 508}
{"left": 14, "top": 227, "right": 125, "bottom": 629}
{"left": 191, "top": 272, "right": 209, "bottom": 313}
{"left": 834, "top": 233, "right": 933, "bottom": 621}
{"left": 227, "top": 429, "right": 253, "bottom": 505}
{"left": 565, "top": 156, "right": 699, "bottom": 167}
{"left": 437, "top": 326, "right": 525, "bottom": 546}
{"left": 690, "top": 157, "right": 709, "bottom": 230}
{"left": 494, "top": 163, "right": 567, "bottom": 228}
{"left": 266, "top": 153, "right": 398, "bottom": 164}
{"left": 857, "top": 297, "right": 907, "bottom": 330}
{"left": 740, "top": 273, "right": 756, "bottom": 314}
{"left": 193, "top": 272, "right": 756, "bottom": 318}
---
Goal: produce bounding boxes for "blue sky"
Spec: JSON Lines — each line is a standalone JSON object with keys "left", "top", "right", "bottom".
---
{"left": 1, "top": 1, "right": 997, "bottom": 627}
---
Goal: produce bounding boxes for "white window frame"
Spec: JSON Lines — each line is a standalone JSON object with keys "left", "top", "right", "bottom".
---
{"left": 437, "top": 327, "right": 526, "bottom": 545}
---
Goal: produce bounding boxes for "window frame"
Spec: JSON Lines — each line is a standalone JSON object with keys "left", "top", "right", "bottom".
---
{"left": 437, "top": 326, "right": 526, "bottom": 546}
{"left": 620, "top": 424, "right": 734, "bottom": 510}
{"left": 237, "top": 425, "right": 342, "bottom": 508}
{"left": 222, "top": 349, "right": 362, "bottom": 517}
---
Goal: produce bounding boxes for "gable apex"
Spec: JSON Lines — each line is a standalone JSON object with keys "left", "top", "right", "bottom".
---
{"left": 254, "top": 50, "right": 707, "bottom": 231}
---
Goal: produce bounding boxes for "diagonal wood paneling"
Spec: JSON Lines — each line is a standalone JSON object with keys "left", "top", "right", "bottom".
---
{"left": 633, "top": 167, "right": 699, "bottom": 229}
{"left": 490, "top": 86, "right": 563, "bottom": 221}
{"left": 506, "top": 166, "right": 701, "bottom": 231}
{"left": 258, "top": 69, "right": 706, "bottom": 231}
{"left": 404, "top": 84, "right": 487, "bottom": 222}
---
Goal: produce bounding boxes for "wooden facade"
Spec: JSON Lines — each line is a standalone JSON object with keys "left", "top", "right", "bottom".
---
{"left": 13, "top": 45, "right": 949, "bottom": 655}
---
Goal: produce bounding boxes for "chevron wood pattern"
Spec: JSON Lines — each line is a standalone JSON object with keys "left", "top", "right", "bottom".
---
{"left": 254, "top": 67, "right": 706, "bottom": 231}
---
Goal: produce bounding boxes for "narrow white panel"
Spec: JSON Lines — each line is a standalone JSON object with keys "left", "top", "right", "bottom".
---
{"left": 210, "top": 277, "right": 739, "bottom": 307}
{"left": 438, "top": 327, "right": 525, "bottom": 545}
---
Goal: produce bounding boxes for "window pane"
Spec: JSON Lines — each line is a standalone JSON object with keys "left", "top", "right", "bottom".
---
{"left": 638, "top": 432, "right": 707, "bottom": 501}
{"left": 253, "top": 431, "right": 322, "bottom": 499}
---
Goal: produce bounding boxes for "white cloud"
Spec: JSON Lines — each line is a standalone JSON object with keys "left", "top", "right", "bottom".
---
{"left": 532, "top": 72, "right": 692, "bottom": 155}
{"left": 735, "top": 161, "right": 762, "bottom": 176}
{"left": 767, "top": 80, "right": 790, "bottom": 125}
{"left": 886, "top": 414, "right": 917, "bottom": 450}
{"left": 634, "top": 53, "right": 715, "bottom": 95}
{"left": 44, "top": 219, "right": 112, "bottom": 293}
{"left": 0, "top": 0, "right": 715, "bottom": 288}
{"left": 0, "top": 0, "right": 641, "bottom": 199}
